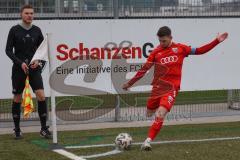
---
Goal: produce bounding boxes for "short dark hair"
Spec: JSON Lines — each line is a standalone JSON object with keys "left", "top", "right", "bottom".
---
{"left": 157, "top": 26, "right": 171, "bottom": 37}
{"left": 20, "top": 4, "right": 33, "bottom": 13}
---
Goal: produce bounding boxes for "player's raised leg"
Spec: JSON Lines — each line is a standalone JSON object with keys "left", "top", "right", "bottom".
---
{"left": 142, "top": 90, "right": 177, "bottom": 151}
{"left": 141, "top": 106, "right": 168, "bottom": 151}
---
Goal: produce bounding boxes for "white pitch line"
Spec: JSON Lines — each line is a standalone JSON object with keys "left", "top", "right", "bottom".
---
{"left": 53, "top": 149, "right": 86, "bottom": 160}
{"left": 66, "top": 143, "right": 115, "bottom": 149}
{"left": 150, "top": 137, "right": 240, "bottom": 145}
{"left": 65, "top": 136, "right": 240, "bottom": 149}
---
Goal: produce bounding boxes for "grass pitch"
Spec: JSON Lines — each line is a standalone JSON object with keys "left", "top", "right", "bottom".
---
{"left": 1, "top": 121, "right": 240, "bottom": 160}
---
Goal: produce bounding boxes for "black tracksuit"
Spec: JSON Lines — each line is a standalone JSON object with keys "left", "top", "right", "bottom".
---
{"left": 6, "top": 24, "right": 44, "bottom": 94}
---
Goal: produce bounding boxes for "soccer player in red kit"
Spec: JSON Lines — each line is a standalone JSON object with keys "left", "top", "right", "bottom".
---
{"left": 122, "top": 26, "right": 228, "bottom": 150}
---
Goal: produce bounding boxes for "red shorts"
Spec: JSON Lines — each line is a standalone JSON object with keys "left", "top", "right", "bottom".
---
{"left": 147, "top": 86, "right": 178, "bottom": 112}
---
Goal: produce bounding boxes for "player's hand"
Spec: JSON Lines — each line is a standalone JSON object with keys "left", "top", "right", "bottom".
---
{"left": 30, "top": 60, "right": 39, "bottom": 69}
{"left": 217, "top": 32, "right": 228, "bottom": 43}
{"left": 21, "top": 63, "right": 29, "bottom": 74}
{"left": 122, "top": 83, "right": 131, "bottom": 91}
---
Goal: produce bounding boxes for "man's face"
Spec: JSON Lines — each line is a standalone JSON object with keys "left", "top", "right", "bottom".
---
{"left": 158, "top": 35, "right": 172, "bottom": 48}
{"left": 21, "top": 8, "right": 34, "bottom": 24}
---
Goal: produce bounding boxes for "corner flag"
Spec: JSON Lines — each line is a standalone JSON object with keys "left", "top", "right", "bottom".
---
{"left": 30, "top": 35, "right": 49, "bottom": 63}
{"left": 21, "top": 76, "right": 34, "bottom": 118}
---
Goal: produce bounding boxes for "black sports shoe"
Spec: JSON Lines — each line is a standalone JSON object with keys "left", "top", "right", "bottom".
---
{"left": 40, "top": 126, "right": 52, "bottom": 139}
{"left": 13, "top": 128, "right": 23, "bottom": 140}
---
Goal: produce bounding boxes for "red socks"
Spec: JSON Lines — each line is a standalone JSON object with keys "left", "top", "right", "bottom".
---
{"left": 148, "top": 117, "right": 164, "bottom": 140}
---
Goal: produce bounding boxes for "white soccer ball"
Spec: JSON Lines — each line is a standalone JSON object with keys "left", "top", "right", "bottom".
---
{"left": 115, "top": 133, "right": 133, "bottom": 150}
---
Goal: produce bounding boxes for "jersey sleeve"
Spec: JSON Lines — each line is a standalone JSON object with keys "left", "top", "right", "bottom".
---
{"left": 127, "top": 48, "right": 157, "bottom": 86}
{"left": 181, "top": 38, "right": 220, "bottom": 56}
{"left": 178, "top": 43, "right": 194, "bottom": 57}
{"left": 194, "top": 38, "right": 220, "bottom": 55}
{"left": 5, "top": 26, "right": 23, "bottom": 66}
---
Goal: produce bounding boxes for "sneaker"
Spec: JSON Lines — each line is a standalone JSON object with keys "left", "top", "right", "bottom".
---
{"left": 13, "top": 128, "right": 23, "bottom": 140}
{"left": 141, "top": 138, "right": 152, "bottom": 151}
{"left": 40, "top": 126, "right": 52, "bottom": 139}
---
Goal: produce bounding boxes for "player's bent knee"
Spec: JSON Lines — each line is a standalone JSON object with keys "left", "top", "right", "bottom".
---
{"left": 36, "top": 95, "right": 45, "bottom": 101}
{"left": 35, "top": 90, "right": 45, "bottom": 101}
{"left": 155, "top": 113, "right": 165, "bottom": 119}
{"left": 155, "top": 107, "right": 168, "bottom": 119}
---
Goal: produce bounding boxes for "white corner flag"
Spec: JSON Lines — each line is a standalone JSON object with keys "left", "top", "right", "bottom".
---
{"left": 30, "top": 35, "right": 49, "bottom": 64}
{"left": 30, "top": 34, "right": 58, "bottom": 144}
{"left": 30, "top": 33, "right": 57, "bottom": 144}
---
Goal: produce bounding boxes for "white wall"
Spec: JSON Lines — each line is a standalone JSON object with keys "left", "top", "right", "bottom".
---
{"left": 1, "top": 18, "right": 239, "bottom": 98}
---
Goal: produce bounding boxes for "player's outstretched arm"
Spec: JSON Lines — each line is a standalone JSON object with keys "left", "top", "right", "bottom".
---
{"left": 193, "top": 32, "right": 228, "bottom": 55}
{"left": 122, "top": 60, "right": 154, "bottom": 90}
{"left": 122, "top": 49, "right": 158, "bottom": 90}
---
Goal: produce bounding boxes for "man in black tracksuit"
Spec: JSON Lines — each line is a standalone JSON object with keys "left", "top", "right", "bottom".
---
{"left": 5, "top": 5, "right": 51, "bottom": 139}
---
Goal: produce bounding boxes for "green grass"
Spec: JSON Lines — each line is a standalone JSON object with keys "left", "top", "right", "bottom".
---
{"left": 1, "top": 122, "right": 240, "bottom": 160}
{"left": 0, "top": 134, "right": 65, "bottom": 160}
{"left": 68, "top": 141, "right": 240, "bottom": 160}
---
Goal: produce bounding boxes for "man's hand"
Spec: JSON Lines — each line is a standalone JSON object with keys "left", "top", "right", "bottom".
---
{"left": 217, "top": 32, "right": 228, "bottom": 43}
{"left": 30, "top": 60, "right": 39, "bottom": 69}
{"left": 21, "top": 63, "right": 29, "bottom": 74}
{"left": 122, "top": 83, "right": 131, "bottom": 91}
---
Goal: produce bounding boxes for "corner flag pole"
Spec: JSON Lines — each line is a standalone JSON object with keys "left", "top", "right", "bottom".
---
{"left": 47, "top": 33, "right": 58, "bottom": 144}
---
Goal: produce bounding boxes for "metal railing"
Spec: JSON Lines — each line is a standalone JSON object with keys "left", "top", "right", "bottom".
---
{"left": 0, "top": 90, "right": 239, "bottom": 124}
{"left": 0, "top": 0, "right": 240, "bottom": 19}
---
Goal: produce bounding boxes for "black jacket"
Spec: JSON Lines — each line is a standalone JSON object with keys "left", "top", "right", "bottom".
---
{"left": 5, "top": 24, "right": 43, "bottom": 67}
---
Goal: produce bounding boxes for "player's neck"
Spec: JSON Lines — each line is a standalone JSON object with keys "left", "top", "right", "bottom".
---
{"left": 167, "top": 41, "right": 173, "bottom": 48}
{"left": 162, "top": 41, "right": 173, "bottom": 49}
{"left": 20, "top": 21, "right": 32, "bottom": 30}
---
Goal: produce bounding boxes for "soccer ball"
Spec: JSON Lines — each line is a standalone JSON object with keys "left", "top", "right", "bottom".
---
{"left": 115, "top": 133, "right": 133, "bottom": 150}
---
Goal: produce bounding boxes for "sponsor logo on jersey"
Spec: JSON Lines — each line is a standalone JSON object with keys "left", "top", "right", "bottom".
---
{"left": 160, "top": 55, "right": 178, "bottom": 64}
{"left": 25, "top": 34, "right": 31, "bottom": 38}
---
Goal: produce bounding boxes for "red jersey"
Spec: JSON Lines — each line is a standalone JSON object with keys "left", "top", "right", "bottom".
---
{"left": 128, "top": 39, "right": 220, "bottom": 91}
